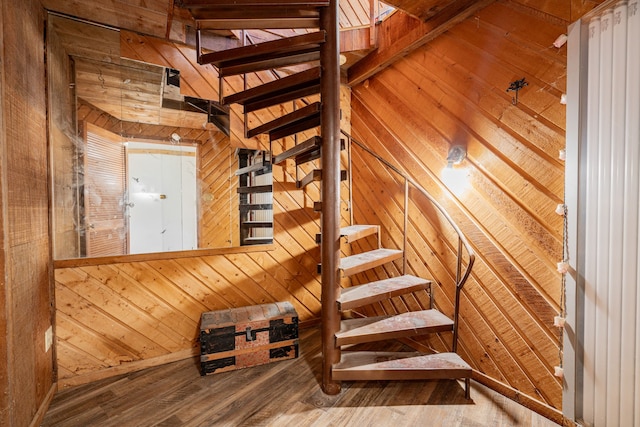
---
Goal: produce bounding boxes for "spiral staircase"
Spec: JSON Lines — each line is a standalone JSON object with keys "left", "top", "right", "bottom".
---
{"left": 179, "top": 0, "right": 474, "bottom": 397}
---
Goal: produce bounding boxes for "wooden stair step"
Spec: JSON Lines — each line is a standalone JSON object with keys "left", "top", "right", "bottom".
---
{"left": 235, "top": 162, "right": 271, "bottom": 176}
{"left": 185, "top": 1, "right": 329, "bottom": 30}
{"left": 223, "top": 66, "right": 321, "bottom": 112}
{"left": 247, "top": 102, "right": 321, "bottom": 140}
{"left": 294, "top": 138, "right": 344, "bottom": 166}
{"left": 335, "top": 310, "right": 454, "bottom": 347}
{"left": 242, "top": 237, "right": 273, "bottom": 245}
{"left": 237, "top": 185, "right": 273, "bottom": 194}
{"left": 339, "top": 248, "right": 403, "bottom": 277}
{"left": 239, "top": 203, "right": 273, "bottom": 212}
{"left": 338, "top": 275, "right": 431, "bottom": 311}
{"left": 241, "top": 221, "right": 273, "bottom": 228}
{"left": 297, "top": 169, "right": 347, "bottom": 189}
{"left": 340, "top": 224, "right": 379, "bottom": 243}
{"left": 199, "top": 31, "right": 325, "bottom": 76}
{"left": 273, "top": 136, "right": 321, "bottom": 165}
{"left": 332, "top": 351, "right": 472, "bottom": 383}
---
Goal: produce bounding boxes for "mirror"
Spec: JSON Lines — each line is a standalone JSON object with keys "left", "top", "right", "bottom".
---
{"left": 47, "top": 14, "right": 273, "bottom": 259}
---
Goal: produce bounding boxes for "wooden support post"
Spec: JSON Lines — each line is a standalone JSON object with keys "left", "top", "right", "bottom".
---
{"left": 320, "top": 0, "right": 341, "bottom": 395}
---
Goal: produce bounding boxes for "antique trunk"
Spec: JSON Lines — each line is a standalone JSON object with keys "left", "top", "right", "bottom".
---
{"left": 199, "top": 301, "right": 299, "bottom": 375}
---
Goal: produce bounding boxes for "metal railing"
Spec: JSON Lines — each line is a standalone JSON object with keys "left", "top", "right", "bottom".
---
{"left": 342, "top": 130, "right": 475, "bottom": 352}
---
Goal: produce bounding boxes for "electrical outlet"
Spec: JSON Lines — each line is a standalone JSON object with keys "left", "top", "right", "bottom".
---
{"left": 45, "top": 326, "right": 53, "bottom": 352}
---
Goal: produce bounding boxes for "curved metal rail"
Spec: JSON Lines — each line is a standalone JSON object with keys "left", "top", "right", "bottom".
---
{"left": 342, "top": 130, "right": 475, "bottom": 352}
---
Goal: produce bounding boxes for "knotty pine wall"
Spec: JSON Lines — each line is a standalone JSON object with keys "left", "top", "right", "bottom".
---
{"left": 348, "top": 0, "right": 601, "bottom": 415}
{"left": 0, "top": 0, "right": 55, "bottom": 425}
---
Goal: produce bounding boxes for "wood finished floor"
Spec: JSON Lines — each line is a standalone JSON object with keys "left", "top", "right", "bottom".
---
{"left": 43, "top": 327, "right": 559, "bottom": 426}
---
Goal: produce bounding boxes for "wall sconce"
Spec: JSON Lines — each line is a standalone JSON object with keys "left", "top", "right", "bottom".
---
{"left": 446, "top": 145, "right": 466, "bottom": 168}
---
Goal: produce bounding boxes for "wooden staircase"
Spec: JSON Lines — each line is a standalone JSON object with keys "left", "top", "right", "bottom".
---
{"left": 331, "top": 225, "right": 471, "bottom": 397}
{"left": 180, "top": 0, "right": 474, "bottom": 398}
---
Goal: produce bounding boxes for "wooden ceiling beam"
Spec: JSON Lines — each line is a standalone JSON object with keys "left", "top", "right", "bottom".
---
{"left": 347, "top": 0, "right": 493, "bottom": 86}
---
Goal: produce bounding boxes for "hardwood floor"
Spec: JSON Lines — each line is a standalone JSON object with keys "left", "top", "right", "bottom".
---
{"left": 43, "top": 327, "right": 559, "bottom": 426}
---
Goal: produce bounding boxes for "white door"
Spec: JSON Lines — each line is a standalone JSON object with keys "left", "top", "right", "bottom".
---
{"left": 127, "top": 142, "right": 197, "bottom": 254}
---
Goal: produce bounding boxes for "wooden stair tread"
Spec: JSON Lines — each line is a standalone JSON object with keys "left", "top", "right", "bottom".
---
{"left": 338, "top": 275, "right": 431, "bottom": 310}
{"left": 184, "top": 1, "right": 329, "bottom": 30}
{"left": 340, "top": 224, "right": 379, "bottom": 243}
{"left": 339, "top": 248, "right": 403, "bottom": 277}
{"left": 298, "top": 169, "right": 347, "bottom": 189}
{"left": 241, "top": 221, "right": 273, "bottom": 228}
{"left": 237, "top": 185, "right": 273, "bottom": 194}
{"left": 223, "top": 66, "right": 321, "bottom": 112}
{"left": 235, "top": 162, "right": 271, "bottom": 176}
{"left": 243, "top": 237, "right": 273, "bottom": 245}
{"left": 273, "top": 136, "right": 321, "bottom": 165}
{"left": 335, "top": 310, "right": 453, "bottom": 346}
{"left": 332, "top": 351, "right": 472, "bottom": 381}
{"left": 200, "top": 31, "right": 325, "bottom": 76}
{"left": 293, "top": 138, "right": 344, "bottom": 166}
{"left": 239, "top": 203, "right": 273, "bottom": 211}
{"left": 247, "top": 102, "right": 321, "bottom": 139}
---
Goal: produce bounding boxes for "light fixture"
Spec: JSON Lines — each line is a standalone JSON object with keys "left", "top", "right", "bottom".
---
{"left": 446, "top": 145, "right": 466, "bottom": 168}
{"left": 171, "top": 132, "right": 181, "bottom": 143}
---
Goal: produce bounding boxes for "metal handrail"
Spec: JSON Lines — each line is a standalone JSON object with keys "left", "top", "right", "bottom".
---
{"left": 341, "top": 130, "right": 475, "bottom": 353}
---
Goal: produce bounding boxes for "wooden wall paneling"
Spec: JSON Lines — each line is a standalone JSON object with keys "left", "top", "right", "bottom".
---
{"left": 1, "top": 1, "right": 54, "bottom": 424}
{"left": 392, "top": 53, "right": 564, "bottom": 212}
{"left": 350, "top": 117, "right": 560, "bottom": 408}
{"left": 352, "top": 83, "right": 564, "bottom": 342}
{"left": 350, "top": 87, "right": 562, "bottom": 408}
{"left": 48, "top": 14, "right": 120, "bottom": 64}
{"left": 198, "top": 134, "right": 236, "bottom": 248}
{"left": 163, "top": 256, "right": 267, "bottom": 310}
{"left": 111, "top": 262, "right": 210, "bottom": 323}
{"left": 355, "top": 71, "right": 562, "bottom": 313}
{"left": 55, "top": 268, "right": 183, "bottom": 357}
{"left": 82, "top": 264, "right": 198, "bottom": 340}
{"left": 43, "top": 0, "right": 170, "bottom": 39}
{"left": 120, "top": 31, "right": 218, "bottom": 101}
{"left": 144, "top": 259, "right": 242, "bottom": 312}
{"left": 388, "top": 41, "right": 566, "bottom": 305}
{"left": 446, "top": 20, "right": 567, "bottom": 132}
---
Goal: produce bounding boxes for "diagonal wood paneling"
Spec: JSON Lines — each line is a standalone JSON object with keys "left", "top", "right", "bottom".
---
{"left": 349, "top": 0, "right": 566, "bottom": 410}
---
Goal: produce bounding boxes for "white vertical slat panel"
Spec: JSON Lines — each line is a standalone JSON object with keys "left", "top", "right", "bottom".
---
{"left": 622, "top": 1, "right": 639, "bottom": 424}
{"left": 583, "top": 16, "right": 601, "bottom": 425}
{"left": 594, "top": 9, "right": 614, "bottom": 426}
{"left": 568, "top": 2, "right": 640, "bottom": 424}
{"left": 606, "top": 4, "right": 627, "bottom": 426}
